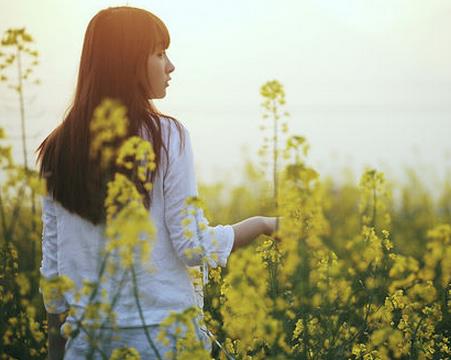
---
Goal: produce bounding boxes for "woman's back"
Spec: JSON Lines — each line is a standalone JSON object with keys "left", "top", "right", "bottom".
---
{"left": 40, "top": 116, "right": 235, "bottom": 330}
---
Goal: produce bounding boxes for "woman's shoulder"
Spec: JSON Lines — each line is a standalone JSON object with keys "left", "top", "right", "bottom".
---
{"left": 156, "top": 115, "right": 189, "bottom": 153}
{"left": 140, "top": 114, "right": 188, "bottom": 148}
{"left": 158, "top": 115, "right": 188, "bottom": 137}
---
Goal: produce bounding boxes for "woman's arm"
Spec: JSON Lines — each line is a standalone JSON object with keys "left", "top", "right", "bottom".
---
{"left": 47, "top": 311, "right": 67, "bottom": 360}
{"left": 231, "top": 216, "right": 278, "bottom": 251}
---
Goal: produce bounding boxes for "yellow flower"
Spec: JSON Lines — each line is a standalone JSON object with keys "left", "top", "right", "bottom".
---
{"left": 15, "top": 273, "right": 30, "bottom": 296}
{"left": 89, "top": 97, "right": 129, "bottom": 169}
{"left": 110, "top": 346, "right": 141, "bottom": 360}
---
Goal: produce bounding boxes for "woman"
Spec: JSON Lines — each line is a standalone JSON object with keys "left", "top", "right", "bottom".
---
{"left": 36, "top": 6, "right": 278, "bottom": 359}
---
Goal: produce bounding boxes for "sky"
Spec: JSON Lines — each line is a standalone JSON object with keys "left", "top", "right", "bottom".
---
{"left": 0, "top": 0, "right": 450, "bottom": 194}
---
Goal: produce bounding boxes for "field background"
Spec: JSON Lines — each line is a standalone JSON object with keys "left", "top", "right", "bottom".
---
{"left": 0, "top": 1, "right": 450, "bottom": 359}
{"left": 0, "top": 0, "right": 450, "bottom": 189}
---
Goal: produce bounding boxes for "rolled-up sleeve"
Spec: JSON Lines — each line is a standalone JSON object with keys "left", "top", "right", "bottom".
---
{"left": 39, "top": 195, "right": 69, "bottom": 314}
{"left": 163, "top": 123, "right": 235, "bottom": 268}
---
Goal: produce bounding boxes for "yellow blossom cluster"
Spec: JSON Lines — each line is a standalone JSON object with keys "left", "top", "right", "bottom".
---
{"left": 157, "top": 307, "right": 211, "bottom": 360}
{"left": 110, "top": 346, "right": 141, "bottom": 359}
{"left": 104, "top": 172, "right": 155, "bottom": 269}
{"left": 89, "top": 98, "right": 129, "bottom": 170}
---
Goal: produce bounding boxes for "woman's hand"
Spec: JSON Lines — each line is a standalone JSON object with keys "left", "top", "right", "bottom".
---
{"left": 47, "top": 311, "right": 68, "bottom": 360}
{"left": 231, "top": 216, "right": 283, "bottom": 252}
{"left": 261, "top": 216, "right": 281, "bottom": 237}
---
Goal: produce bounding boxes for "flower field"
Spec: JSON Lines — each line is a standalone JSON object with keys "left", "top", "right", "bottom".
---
{"left": 0, "top": 28, "right": 449, "bottom": 360}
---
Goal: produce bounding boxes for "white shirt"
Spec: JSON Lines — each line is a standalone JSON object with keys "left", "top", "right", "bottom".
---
{"left": 39, "top": 117, "right": 235, "bottom": 328}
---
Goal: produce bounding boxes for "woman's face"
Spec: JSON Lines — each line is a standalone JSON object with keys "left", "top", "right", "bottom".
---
{"left": 146, "top": 46, "right": 175, "bottom": 99}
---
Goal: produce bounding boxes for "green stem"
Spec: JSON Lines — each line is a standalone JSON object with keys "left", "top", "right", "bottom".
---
{"left": 64, "top": 251, "right": 111, "bottom": 354}
{"left": 0, "top": 186, "right": 7, "bottom": 241}
{"left": 272, "top": 98, "right": 279, "bottom": 206}
{"left": 409, "top": 315, "right": 425, "bottom": 359}
{"left": 98, "top": 269, "right": 128, "bottom": 329}
{"left": 130, "top": 262, "right": 162, "bottom": 360}
{"left": 371, "top": 184, "right": 377, "bottom": 229}
{"left": 30, "top": 186, "right": 37, "bottom": 295}
{"left": 6, "top": 179, "right": 27, "bottom": 238}
{"left": 16, "top": 46, "right": 28, "bottom": 171}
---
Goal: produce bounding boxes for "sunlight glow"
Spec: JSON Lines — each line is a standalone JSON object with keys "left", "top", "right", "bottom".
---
{"left": 315, "top": 0, "right": 411, "bottom": 32}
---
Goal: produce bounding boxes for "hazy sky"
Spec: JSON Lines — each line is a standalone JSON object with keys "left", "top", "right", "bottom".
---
{"left": 1, "top": 0, "right": 450, "bottom": 192}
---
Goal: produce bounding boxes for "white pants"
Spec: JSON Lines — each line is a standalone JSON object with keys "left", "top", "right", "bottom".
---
{"left": 63, "top": 319, "right": 212, "bottom": 359}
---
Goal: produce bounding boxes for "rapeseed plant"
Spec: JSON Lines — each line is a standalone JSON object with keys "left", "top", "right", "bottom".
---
{"left": 1, "top": 126, "right": 47, "bottom": 358}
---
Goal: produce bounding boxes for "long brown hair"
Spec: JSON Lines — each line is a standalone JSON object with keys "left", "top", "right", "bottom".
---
{"left": 35, "top": 6, "right": 184, "bottom": 225}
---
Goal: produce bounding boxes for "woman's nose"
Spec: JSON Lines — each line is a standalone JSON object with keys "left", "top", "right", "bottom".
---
{"left": 167, "top": 58, "right": 175, "bottom": 73}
